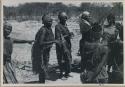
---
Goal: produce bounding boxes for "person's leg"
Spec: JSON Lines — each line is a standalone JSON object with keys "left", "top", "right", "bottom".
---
{"left": 80, "top": 40, "right": 86, "bottom": 72}
{"left": 43, "top": 48, "right": 50, "bottom": 68}
{"left": 39, "top": 69, "right": 45, "bottom": 83}
{"left": 81, "top": 51, "right": 88, "bottom": 73}
{"left": 98, "top": 46, "right": 109, "bottom": 84}
{"left": 81, "top": 54, "right": 87, "bottom": 72}
{"left": 77, "top": 39, "right": 82, "bottom": 56}
{"left": 64, "top": 58, "right": 71, "bottom": 77}
{"left": 63, "top": 50, "right": 72, "bottom": 77}
{"left": 107, "top": 50, "right": 113, "bottom": 72}
{"left": 56, "top": 48, "right": 63, "bottom": 77}
{"left": 108, "top": 43, "right": 116, "bottom": 72}
{"left": 79, "top": 38, "right": 83, "bottom": 56}
{"left": 43, "top": 48, "right": 51, "bottom": 79}
{"left": 57, "top": 57, "right": 63, "bottom": 77}
{"left": 112, "top": 42, "right": 123, "bottom": 71}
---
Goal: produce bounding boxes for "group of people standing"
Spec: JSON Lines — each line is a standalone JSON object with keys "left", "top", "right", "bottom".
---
{"left": 32, "top": 12, "right": 73, "bottom": 83}
{"left": 3, "top": 11, "right": 123, "bottom": 84}
{"left": 79, "top": 11, "right": 123, "bottom": 83}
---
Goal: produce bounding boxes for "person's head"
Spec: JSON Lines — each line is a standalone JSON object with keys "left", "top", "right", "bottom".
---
{"left": 107, "top": 13, "right": 115, "bottom": 25}
{"left": 4, "top": 22, "right": 12, "bottom": 37}
{"left": 58, "top": 12, "right": 68, "bottom": 24}
{"left": 42, "top": 14, "right": 53, "bottom": 28}
{"left": 81, "top": 11, "right": 91, "bottom": 21}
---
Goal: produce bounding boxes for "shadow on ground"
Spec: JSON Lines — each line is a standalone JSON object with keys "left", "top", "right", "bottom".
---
{"left": 47, "top": 70, "right": 61, "bottom": 81}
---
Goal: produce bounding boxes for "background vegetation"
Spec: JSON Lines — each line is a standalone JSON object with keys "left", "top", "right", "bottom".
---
{"left": 4, "top": 2, "right": 123, "bottom": 21}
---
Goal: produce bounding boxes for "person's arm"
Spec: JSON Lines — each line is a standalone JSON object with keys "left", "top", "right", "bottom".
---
{"left": 13, "top": 38, "right": 34, "bottom": 44}
{"left": 42, "top": 41, "right": 56, "bottom": 45}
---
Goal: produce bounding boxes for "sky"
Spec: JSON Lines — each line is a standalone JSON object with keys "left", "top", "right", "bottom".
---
{"left": 3, "top": 0, "right": 114, "bottom": 7}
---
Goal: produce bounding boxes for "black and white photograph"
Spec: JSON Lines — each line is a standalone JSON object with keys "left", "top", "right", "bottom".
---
{"left": 2, "top": 0, "right": 124, "bottom": 85}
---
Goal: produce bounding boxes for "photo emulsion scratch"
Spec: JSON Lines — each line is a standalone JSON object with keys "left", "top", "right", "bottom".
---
{"left": 1, "top": 0, "right": 124, "bottom": 86}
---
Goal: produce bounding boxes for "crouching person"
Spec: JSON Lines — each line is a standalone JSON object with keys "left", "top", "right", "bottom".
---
{"left": 80, "top": 23, "right": 109, "bottom": 83}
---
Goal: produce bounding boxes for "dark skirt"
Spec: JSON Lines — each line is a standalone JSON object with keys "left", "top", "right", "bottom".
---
{"left": 31, "top": 43, "right": 42, "bottom": 74}
{"left": 31, "top": 43, "right": 51, "bottom": 74}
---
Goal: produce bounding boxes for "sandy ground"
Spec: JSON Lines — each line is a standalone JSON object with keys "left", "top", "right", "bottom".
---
{"left": 8, "top": 17, "right": 83, "bottom": 84}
